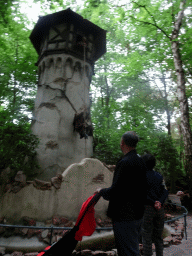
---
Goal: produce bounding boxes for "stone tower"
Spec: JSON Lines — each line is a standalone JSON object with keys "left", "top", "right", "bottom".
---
{"left": 30, "top": 8, "right": 106, "bottom": 180}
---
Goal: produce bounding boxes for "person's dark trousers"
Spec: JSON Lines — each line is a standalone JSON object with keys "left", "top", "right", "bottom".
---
{"left": 112, "top": 218, "right": 143, "bottom": 256}
{"left": 142, "top": 205, "right": 164, "bottom": 256}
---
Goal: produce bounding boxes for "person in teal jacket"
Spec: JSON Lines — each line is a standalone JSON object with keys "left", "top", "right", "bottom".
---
{"left": 141, "top": 154, "right": 169, "bottom": 256}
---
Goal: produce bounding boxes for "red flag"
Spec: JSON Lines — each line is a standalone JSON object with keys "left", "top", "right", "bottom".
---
{"left": 74, "top": 194, "right": 97, "bottom": 241}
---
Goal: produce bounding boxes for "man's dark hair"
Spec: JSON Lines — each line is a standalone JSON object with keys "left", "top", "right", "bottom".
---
{"left": 141, "top": 154, "right": 156, "bottom": 170}
{"left": 122, "top": 131, "right": 139, "bottom": 147}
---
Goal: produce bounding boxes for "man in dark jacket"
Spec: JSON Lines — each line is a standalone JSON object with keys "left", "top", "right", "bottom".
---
{"left": 141, "top": 154, "right": 169, "bottom": 256}
{"left": 97, "top": 131, "right": 148, "bottom": 256}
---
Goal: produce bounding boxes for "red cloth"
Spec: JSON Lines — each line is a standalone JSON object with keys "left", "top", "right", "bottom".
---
{"left": 74, "top": 194, "right": 97, "bottom": 241}
{"left": 37, "top": 246, "right": 51, "bottom": 256}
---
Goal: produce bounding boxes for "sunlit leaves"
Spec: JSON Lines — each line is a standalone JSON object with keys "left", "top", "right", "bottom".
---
{"left": 0, "top": 0, "right": 38, "bottom": 118}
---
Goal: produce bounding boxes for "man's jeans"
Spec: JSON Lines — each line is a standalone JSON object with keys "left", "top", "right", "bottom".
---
{"left": 113, "top": 218, "right": 143, "bottom": 256}
{"left": 142, "top": 205, "right": 164, "bottom": 256}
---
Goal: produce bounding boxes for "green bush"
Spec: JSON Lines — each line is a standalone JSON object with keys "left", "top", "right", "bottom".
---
{"left": 155, "top": 134, "right": 186, "bottom": 193}
{"left": 0, "top": 111, "right": 39, "bottom": 180}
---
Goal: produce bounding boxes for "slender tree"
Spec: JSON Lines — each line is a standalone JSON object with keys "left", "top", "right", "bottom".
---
{"left": 127, "top": 0, "right": 192, "bottom": 195}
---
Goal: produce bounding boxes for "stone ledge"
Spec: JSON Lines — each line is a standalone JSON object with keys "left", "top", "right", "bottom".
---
{"left": 0, "top": 237, "right": 46, "bottom": 253}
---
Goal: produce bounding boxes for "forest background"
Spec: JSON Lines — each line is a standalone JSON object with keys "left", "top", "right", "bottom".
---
{"left": 0, "top": 0, "right": 192, "bottom": 195}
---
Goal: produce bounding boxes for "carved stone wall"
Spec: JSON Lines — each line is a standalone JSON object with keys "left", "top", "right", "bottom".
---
{"left": 31, "top": 54, "right": 93, "bottom": 180}
{"left": 0, "top": 158, "right": 113, "bottom": 222}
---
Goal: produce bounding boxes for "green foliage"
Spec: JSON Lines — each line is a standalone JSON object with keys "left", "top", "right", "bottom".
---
{"left": 91, "top": 95, "right": 122, "bottom": 163}
{"left": 81, "top": 0, "right": 191, "bottom": 191}
{"left": 93, "top": 129, "right": 123, "bottom": 164}
{"left": 0, "top": 0, "right": 38, "bottom": 116}
{"left": 0, "top": 109, "right": 39, "bottom": 180}
{"left": 154, "top": 134, "right": 185, "bottom": 193}
{"left": 0, "top": 0, "right": 191, "bottom": 190}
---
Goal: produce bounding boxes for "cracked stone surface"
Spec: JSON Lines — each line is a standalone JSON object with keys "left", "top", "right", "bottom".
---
{"left": 0, "top": 158, "right": 113, "bottom": 222}
{"left": 32, "top": 54, "right": 93, "bottom": 181}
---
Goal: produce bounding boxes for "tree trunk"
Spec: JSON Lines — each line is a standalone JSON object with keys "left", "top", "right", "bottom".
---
{"left": 171, "top": 0, "right": 192, "bottom": 197}
{"left": 161, "top": 74, "right": 171, "bottom": 135}
{"left": 12, "top": 38, "right": 19, "bottom": 115}
{"left": 104, "top": 57, "right": 110, "bottom": 129}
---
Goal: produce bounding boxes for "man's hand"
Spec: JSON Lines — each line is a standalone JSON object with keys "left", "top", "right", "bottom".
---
{"left": 154, "top": 201, "right": 161, "bottom": 210}
{"left": 95, "top": 188, "right": 102, "bottom": 194}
